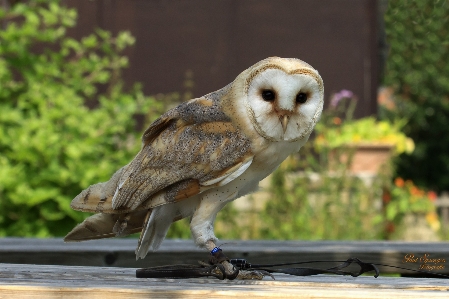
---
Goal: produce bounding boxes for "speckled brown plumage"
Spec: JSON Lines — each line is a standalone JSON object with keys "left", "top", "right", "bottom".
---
{"left": 66, "top": 86, "right": 253, "bottom": 241}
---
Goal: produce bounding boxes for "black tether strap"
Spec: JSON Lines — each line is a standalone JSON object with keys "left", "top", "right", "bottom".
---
{"left": 234, "top": 257, "right": 380, "bottom": 278}
{"left": 136, "top": 263, "right": 228, "bottom": 280}
{"left": 136, "top": 257, "right": 380, "bottom": 280}
{"left": 137, "top": 256, "right": 449, "bottom": 280}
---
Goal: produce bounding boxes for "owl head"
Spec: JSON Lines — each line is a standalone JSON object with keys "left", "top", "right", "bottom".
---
{"left": 229, "top": 57, "right": 324, "bottom": 142}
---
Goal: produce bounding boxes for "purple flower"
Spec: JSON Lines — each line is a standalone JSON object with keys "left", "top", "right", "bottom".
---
{"left": 330, "top": 89, "right": 355, "bottom": 107}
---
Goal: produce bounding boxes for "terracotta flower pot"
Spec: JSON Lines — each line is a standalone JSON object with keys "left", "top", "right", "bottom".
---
{"left": 329, "top": 144, "right": 394, "bottom": 174}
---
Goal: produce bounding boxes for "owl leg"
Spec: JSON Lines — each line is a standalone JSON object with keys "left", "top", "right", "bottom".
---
{"left": 190, "top": 190, "right": 237, "bottom": 251}
{"left": 190, "top": 190, "right": 272, "bottom": 280}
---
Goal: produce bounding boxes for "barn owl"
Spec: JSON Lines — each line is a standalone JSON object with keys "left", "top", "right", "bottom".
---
{"left": 65, "top": 57, "right": 324, "bottom": 279}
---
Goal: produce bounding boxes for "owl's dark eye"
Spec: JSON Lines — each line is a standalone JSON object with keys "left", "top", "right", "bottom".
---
{"left": 261, "top": 90, "right": 275, "bottom": 101}
{"left": 296, "top": 92, "right": 308, "bottom": 104}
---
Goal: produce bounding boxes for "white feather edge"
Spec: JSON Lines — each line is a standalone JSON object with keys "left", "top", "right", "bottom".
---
{"left": 219, "top": 157, "right": 253, "bottom": 186}
{"left": 201, "top": 157, "right": 253, "bottom": 187}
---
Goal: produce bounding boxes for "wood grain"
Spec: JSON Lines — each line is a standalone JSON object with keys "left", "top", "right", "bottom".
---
{"left": 0, "top": 263, "right": 448, "bottom": 299}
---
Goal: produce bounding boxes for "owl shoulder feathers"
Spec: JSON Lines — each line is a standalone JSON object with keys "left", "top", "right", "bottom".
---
{"left": 68, "top": 84, "right": 254, "bottom": 218}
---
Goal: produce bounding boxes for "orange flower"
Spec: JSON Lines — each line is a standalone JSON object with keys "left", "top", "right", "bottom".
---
{"left": 332, "top": 117, "right": 342, "bottom": 125}
{"left": 410, "top": 186, "right": 424, "bottom": 196}
{"left": 427, "top": 191, "right": 437, "bottom": 201}
{"left": 394, "top": 177, "right": 404, "bottom": 188}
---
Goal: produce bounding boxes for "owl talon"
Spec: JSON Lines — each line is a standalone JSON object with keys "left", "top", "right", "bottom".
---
{"left": 237, "top": 270, "right": 275, "bottom": 280}
{"left": 208, "top": 247, "right": 273, "bottom": 280}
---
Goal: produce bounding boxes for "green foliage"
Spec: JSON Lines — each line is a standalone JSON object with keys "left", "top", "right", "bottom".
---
{"left": 316, "top": 117, "right": 413, "bottom": 155}
{"left": 316, "top": 91, "right": 414, "bottom": 155}
{"left": 384, "top": 178, "right": 437, "bottom": 227}
{"left": 0, "top": 1, "right": 160, "bottom": 237}
{"left": 259, "top": 166, "right": 385, "bottom": 240}
{"left": 383, "top": 1, "right": 449, "bottom": 191}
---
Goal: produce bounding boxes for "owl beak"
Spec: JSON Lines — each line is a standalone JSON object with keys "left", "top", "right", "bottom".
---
{"left": 280, "top": 115, "right": 289, "bottom": 133}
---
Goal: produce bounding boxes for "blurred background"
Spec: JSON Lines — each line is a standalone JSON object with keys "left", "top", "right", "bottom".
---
{"left": 0, "top": 0, "right": 448, "bottom": 242}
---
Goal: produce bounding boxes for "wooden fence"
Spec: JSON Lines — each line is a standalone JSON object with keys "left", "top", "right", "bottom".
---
{"left": 63, "top": 0, "right": 382, "bottom": 118}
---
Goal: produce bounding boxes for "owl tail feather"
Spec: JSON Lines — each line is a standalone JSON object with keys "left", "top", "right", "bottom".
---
{"left": 135, "top": 206, "right": 181, "bottom": 260}
{"left": 64, "top": 210, "right": 147, "bottom": 242}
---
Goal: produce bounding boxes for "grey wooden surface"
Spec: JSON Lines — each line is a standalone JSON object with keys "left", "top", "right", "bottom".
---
{"left": 1, "top": 238, "right": 448, "bottom": 276}
{"left": 0, "top": 263, "right": 448, "bottom": 299}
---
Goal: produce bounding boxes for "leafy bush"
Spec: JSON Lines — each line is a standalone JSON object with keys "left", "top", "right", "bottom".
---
{"left": 0, "top": 1, "right": 160, "bottom": 237}
{"left": 384, "top": 178, "right": 438, "bottom": 232}
{"left": 315, "top": 91, "right": 414, "bottom": 155}
{"left": 383, "top": 1, "right": 449, "bottom": 191}
{"left": 259, "top": 165, "right": 385, "bottom": 240}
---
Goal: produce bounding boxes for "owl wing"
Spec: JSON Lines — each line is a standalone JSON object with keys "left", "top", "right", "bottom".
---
{"left": 70, "top": 92, "right": 253, "bottom": 214}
